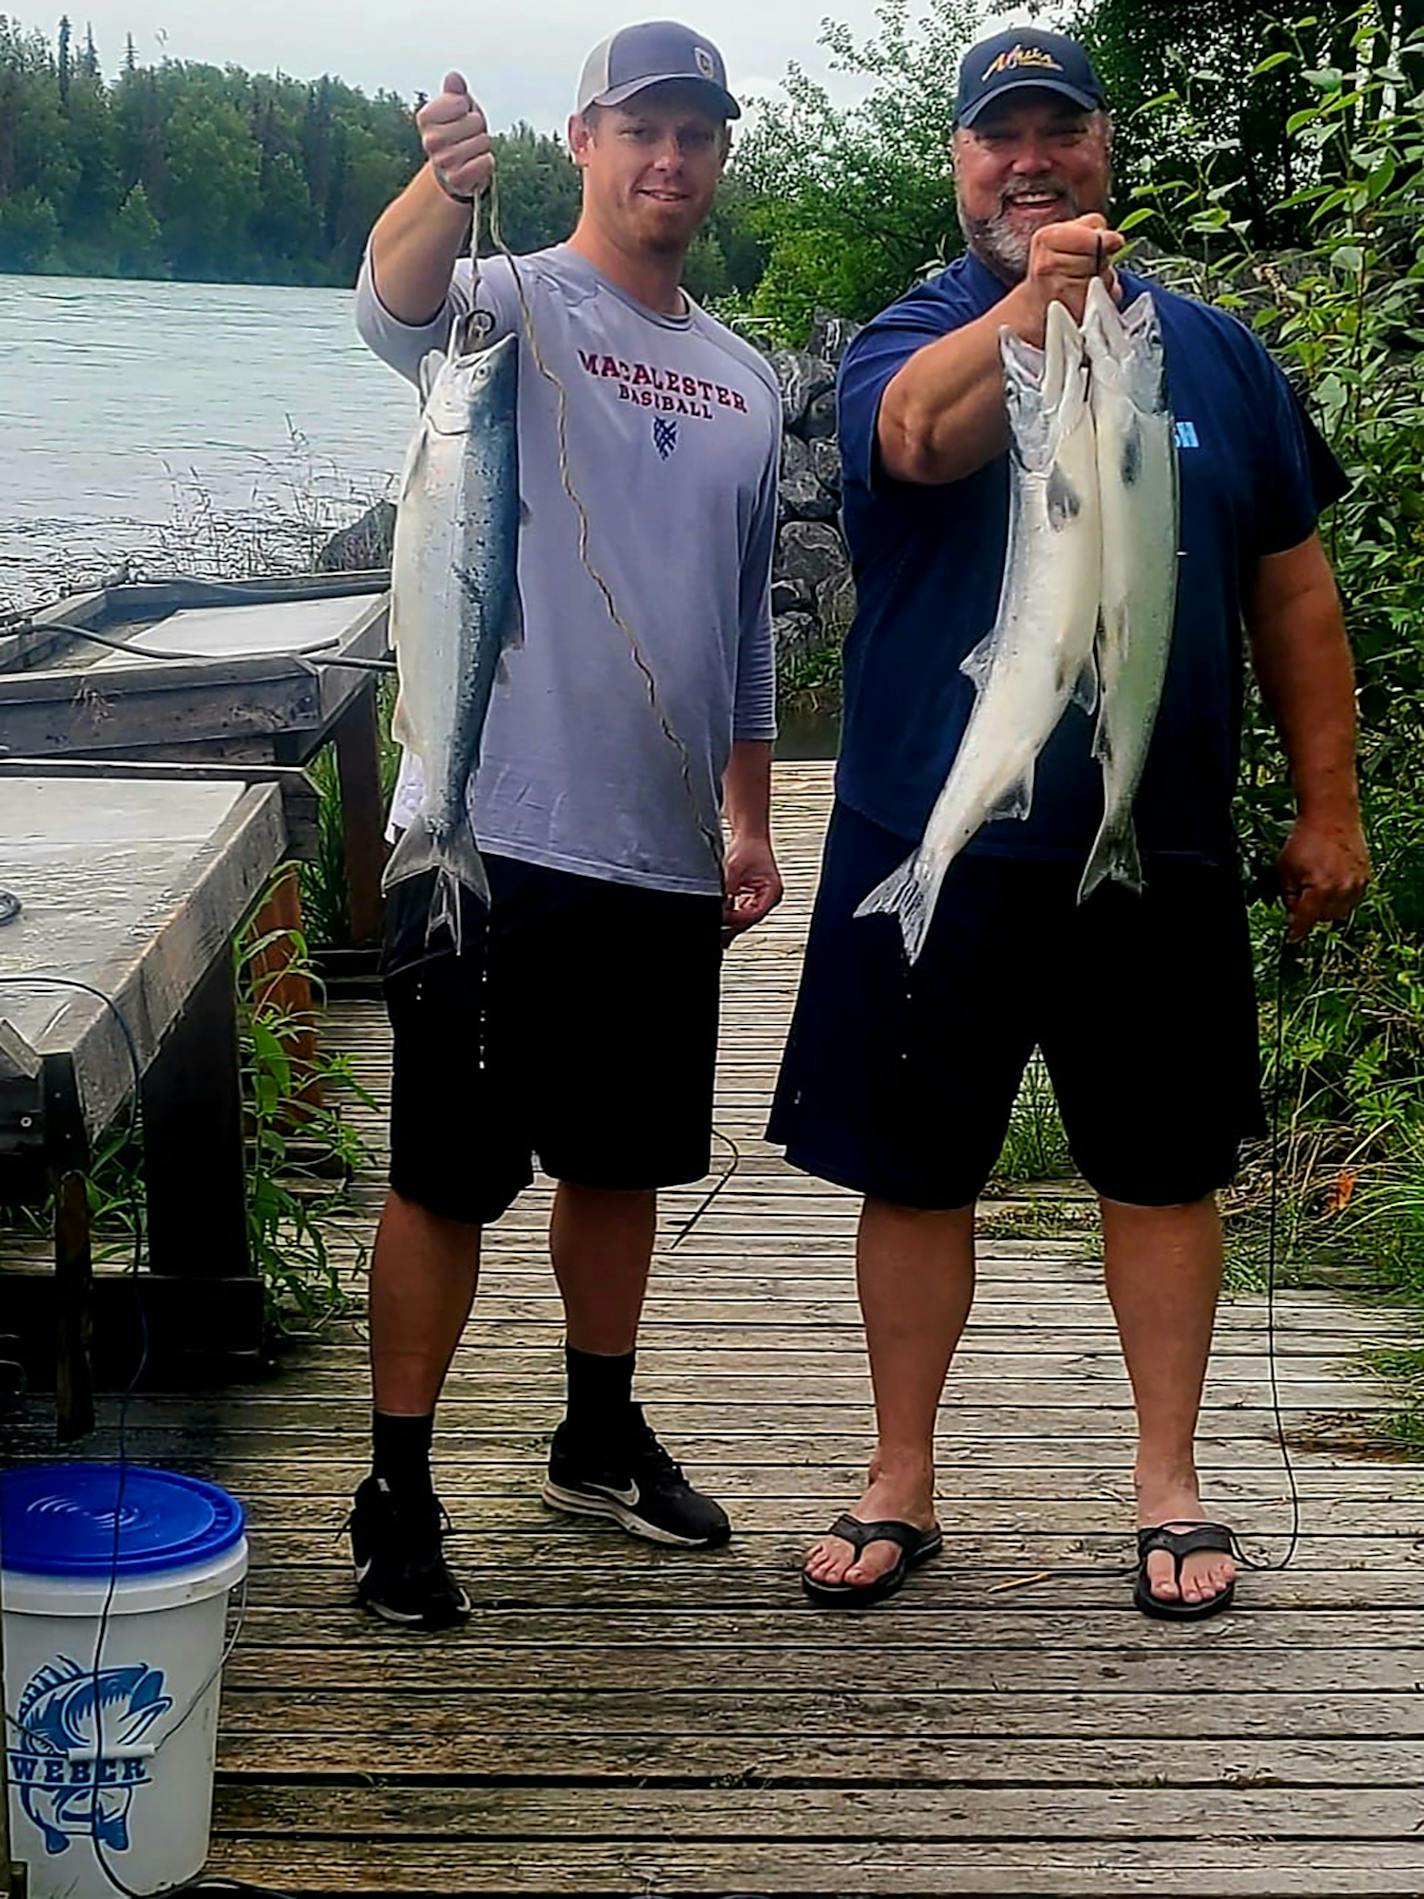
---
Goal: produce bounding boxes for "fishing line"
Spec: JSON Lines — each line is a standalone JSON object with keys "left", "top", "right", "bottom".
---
{"left": 43, "top": 623, "right": 396, "bottom": 673}
{"left": 0, "top": 974, "right": 286, "bottom": 1899}
{"left": 467, "top": 174, "right": 742, "bottom": 1220}
{"left": 1011, "top": 913, "right": 1302, "bottom": 1597}
{"left": 478, "top": 176, "right": 727, "bottom": 876}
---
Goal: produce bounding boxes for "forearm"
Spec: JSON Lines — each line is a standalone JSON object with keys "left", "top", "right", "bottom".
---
{"left": 878, "top": 287, "right": 1036, "bottom": 485}
{"left": 369, "top": 163, "right": 473, "bottom": 327}
{"left": 722, "top": 739, "right": 772, "bottom": 842}
{"left": 1249, "top": 577, "right": 1361, "bottom": 823}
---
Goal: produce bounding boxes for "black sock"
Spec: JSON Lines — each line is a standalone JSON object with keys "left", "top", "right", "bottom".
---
{"left": 371, "top": 1412, "right": 435, "bottom": 1497}
{"left": 564, "top": 1345, "right": 636, "bottom": 1436}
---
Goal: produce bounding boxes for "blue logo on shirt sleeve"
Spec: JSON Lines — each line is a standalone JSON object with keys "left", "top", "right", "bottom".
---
{"left": 1175, "top": 420, "right": 1200, "bottom": 449}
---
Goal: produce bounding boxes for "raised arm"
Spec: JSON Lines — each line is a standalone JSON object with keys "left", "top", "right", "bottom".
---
{"left": 878, "top": 215, "right": 1123, "bottom": 487}
{"left": 369, "top": 72, "right": 493, "bottom": 327}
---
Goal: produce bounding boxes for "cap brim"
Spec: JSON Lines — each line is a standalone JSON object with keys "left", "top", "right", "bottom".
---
{"left": 590, "top": 73, "right": 741, "bottom": 120}
{"left": 957, "top": 78, "right": 1101, "bottom": 126}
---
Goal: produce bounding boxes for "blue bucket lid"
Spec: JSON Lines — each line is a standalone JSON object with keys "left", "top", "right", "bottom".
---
{"left": 0, "top": 1464, "right": 245, "bottom": 1579}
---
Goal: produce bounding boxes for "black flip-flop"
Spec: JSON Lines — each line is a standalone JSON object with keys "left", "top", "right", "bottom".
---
{"left": 1135, "top": 1521, "right": 1238, "bottom": 1621}
{"left": 802, "top": 1513, "right": 943, "bottom": 1608}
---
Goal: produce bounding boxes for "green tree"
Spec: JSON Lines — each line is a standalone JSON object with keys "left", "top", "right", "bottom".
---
{"left": 733, "top": 0, "right": 979, "bottom": 340}
{"left": 111, "top": 179, "right": 162, "bottom": 274}
{"left": 487, "top": 121, "right": 581, "bottom": 251}
{"left": 0, "top": 184, "right": 59, "bottom": 267}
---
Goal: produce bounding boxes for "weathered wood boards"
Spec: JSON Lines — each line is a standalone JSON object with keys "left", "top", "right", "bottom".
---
{"left": 1, "top": 771, "right": 290, "bottom": 1424}
{"left": 0, "top": 574, "right": 390, "bottom": 945}
{"left": 88, "top": 760, "right": 1409, "bottom": 1899}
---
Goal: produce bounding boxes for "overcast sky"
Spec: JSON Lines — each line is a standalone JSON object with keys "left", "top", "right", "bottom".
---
{"left": 39, "top": 1, "right": 1021, "bottom": 133}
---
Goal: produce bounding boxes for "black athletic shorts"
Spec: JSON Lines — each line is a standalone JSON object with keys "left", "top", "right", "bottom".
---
{"left": 768, "top": 802, "right": 1266, "bottom": 1210}
{"left": 383, "top": 855, "right": 723, "bottom": 1225}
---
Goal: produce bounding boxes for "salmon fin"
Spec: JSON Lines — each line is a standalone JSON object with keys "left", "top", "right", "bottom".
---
{"left": 1071, "top": 647, "right": 1100, "bottom": 717}
{"left": 960, "top": 629, "right": 999, "bottom": 694}
{"left": 1078, "top": 814, "right": 1144, "bottom": 904}
{"left": 854, "top": 851, "right": 941, "bottom": 965}
{"left": 984, "top": 762, "right": 1036, "bottom": 825}
{"left": 494, "top": 588, "right": 526, "bottom": 687}
{"left": 390, "top": 687, "right": 416, "bottom": 750}
{"left": 504, "top": 583, "right": 526, "bottom": 651}
{"left": 381, "top": 809, "right": 491, "bottom": 956}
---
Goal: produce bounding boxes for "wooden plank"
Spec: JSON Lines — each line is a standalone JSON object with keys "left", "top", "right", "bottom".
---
{"left": 1, "top": 776, "right": 287, "bottom": 1145}
{"left": 217, "top": 1685, "right": 1424, "bottom": 1742}
{"left": 198, "top": 1837, "right": 1424, "bottom": 1896}
{"left": 218, "top": 1565, "right": 1424, "bottom": 1610}
{"left": 209, "top": 1733, "right": 1422, "bottom": 1788}
{"left": 225, "top": 1607, "right": 1424, "bottom": 1653}
{"left": 0, "top": 757, "right": 321, "bottom": 858}
{"left": 217, "top": 1643, "right": 1424, "bottom": 1695}
{"left": 209, "top": 1782, "right": 1424, "bottom": 1839}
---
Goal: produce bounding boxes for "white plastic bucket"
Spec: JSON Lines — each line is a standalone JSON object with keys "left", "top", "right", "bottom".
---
{"left": 2, "top": 1463, "right": 248, "bottom": 1899}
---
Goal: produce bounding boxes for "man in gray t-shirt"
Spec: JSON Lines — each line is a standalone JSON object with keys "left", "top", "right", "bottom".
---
{"left": 347, "top": 24, "right": 784, "bottom": 1630}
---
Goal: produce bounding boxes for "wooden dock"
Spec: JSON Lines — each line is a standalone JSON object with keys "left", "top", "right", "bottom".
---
{"left": 18, "top": 762, "right": 1424, "bottom": 1895}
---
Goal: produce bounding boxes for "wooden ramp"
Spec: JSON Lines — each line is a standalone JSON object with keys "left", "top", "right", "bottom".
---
{"left": 22, "top": 763, "right": 1424, "bottom": 1895}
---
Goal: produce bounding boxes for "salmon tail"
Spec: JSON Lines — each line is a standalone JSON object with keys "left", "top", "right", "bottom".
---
{"left": 381, "top": 809, "right": 491, "bottom": 954}
{"left": 1078, "top": 813, "right": 1144, "bottom": 904}
{"left": 854, "top": 850, "right": 943, "bottom": 966}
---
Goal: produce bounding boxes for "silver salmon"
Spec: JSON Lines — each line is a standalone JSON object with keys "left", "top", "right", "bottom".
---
{"left": 383, "top": 327, "right": 522, "bottom": 945}
{"left": 1078, "top": 276, "right": 1179, "bottom": 903}
{"left": 856, "top": 299, "right": 1102, "bottom": 963}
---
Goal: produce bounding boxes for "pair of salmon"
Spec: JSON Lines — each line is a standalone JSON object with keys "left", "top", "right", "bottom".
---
{"left": 861, "top": 277, "right": 1180, "bottom": 963}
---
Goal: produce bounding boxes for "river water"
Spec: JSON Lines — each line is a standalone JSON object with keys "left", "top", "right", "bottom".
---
{"left": 0, "top": 270, "right": 841, "bottom": 755}
{"left": 0, "top": 273, "right": 417, "bottom": 615}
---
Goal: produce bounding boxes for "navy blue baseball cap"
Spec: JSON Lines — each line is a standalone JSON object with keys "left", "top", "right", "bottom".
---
{"left": 955, "top": 27, "right": 1107, "bottom": 127}
{"left": 577, "top": 21, "right": 741, "bottom": 121}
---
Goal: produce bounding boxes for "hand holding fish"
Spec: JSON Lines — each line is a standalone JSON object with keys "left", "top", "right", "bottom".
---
{"left": 420, "top": 71, "right": 494, "bottom": 203}
{"left": 1010, "top": 213, "right": 1125, "bottom": 340}
{"left": 1277, "top": 813, "right": 1371, "bottom": 941}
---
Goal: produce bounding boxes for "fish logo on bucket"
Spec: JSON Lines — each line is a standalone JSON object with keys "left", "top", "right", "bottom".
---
{"left": 9, "top": 1655, "right": 172, "bottom": 1857}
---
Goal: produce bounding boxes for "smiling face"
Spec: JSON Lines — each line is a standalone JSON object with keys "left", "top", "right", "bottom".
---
{"left": 569, "top": 82, "right": 730, "bottom": 259}
{"left": 953, "top": 92, "right": 1113, "bottom": 282}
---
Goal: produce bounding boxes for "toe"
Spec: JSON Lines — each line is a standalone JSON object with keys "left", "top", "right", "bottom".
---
{"left": 1146, "top": 1549, "right": 1180, "bottom": 1601}
{"left": 804, "top": 1536, "right": 855, "bottom": 1585}
{"left": 845, "top": 1538, "right": 902, "bottom": 1588}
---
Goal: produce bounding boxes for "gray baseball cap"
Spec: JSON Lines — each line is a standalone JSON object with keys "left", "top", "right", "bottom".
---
{"left": 576, "top": 21, "right": 741, "bottom": 121}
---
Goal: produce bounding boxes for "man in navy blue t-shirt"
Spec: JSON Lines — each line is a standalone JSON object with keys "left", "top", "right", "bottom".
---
{"left": 771, "top": 26, "right": 1370, "bottom": 1619}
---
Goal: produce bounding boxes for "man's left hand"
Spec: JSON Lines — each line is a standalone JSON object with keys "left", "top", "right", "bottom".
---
{"left": 1278, "top": 812, "right": 1371, "bottom": 941}
{"left": 722, "top": 835, "right": 784, "bottom": 946}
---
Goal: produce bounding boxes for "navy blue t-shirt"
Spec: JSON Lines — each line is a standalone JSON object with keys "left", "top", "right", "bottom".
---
{"left": 836, "top": 252, "right": 1349, "bottom": 861}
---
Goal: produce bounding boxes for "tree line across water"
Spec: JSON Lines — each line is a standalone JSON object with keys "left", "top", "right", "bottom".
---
{"left": 0, "top": 12, "right": 766, "bottom": 292}
{"left": 5, "top": 2, "right": 1420, "bottom": 305}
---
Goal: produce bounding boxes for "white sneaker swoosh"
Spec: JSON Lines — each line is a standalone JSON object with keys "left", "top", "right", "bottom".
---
{"left": 586, "top": 1480, "right": 640, "bottom": 1508}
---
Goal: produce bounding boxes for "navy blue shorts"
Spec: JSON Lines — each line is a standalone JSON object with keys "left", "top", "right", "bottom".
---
{"left": 384, "top": 857, "right": 722, "bottom": 1225}
{"left": 768, "top": 802, "right": 1265, "bottom": 1210}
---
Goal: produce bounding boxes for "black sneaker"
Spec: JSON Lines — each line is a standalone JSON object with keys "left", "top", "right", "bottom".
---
{"left": 541, "top": 1404, "right": 731, "bottom": 1548}
{"left": 346, "top": 1475, "right": 472, "bottom": 1630}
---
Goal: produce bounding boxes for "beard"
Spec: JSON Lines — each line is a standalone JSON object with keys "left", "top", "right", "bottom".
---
{"left": 958, "top": 179, "right": 1099, "bottom": 283}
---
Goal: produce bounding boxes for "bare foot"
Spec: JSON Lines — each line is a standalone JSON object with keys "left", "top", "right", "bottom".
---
{"left": 802, "top": 1455, "right": 937, "bottom": 1594}
{"left": 1136, "top": 1468, "right": 1236, "bottom": 1609}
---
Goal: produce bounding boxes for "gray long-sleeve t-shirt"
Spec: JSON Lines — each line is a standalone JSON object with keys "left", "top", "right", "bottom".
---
{"left": 355, "top": 242, "right": 781, "bottom": 897}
